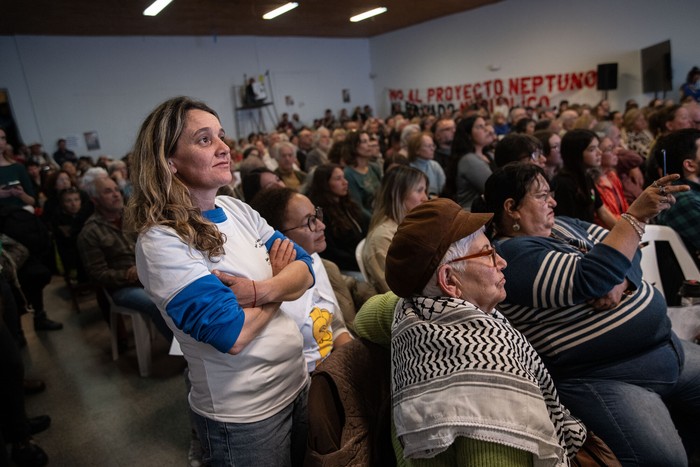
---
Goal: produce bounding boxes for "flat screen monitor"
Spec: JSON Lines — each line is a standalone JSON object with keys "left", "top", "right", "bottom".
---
{"left": 641, "top": 40, "right": 672, "bottom": 94}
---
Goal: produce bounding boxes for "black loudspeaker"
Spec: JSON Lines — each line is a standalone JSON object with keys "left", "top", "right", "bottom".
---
{"left": 597, "top": 63, "right": 618, "bottom": 91}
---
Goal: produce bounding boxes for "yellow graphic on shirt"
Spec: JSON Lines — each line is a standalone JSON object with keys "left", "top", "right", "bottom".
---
{"left": 310, "top": 307, "right": 333, "bottom": 359}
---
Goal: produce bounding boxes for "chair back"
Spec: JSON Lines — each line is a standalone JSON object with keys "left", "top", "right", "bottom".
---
{"left": 640, "top": 225, "right": 700, "bottom": 299}
{"left": 355, "top": 238, "right": 369, "bottom": 282}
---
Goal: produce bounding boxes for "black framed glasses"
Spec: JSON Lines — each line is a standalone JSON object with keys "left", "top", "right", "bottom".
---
{"left": 281, "top": 207, "right": 323, "bottom": 233}
{"left": 446, "top": 247, "right": 498, "bottom": 267}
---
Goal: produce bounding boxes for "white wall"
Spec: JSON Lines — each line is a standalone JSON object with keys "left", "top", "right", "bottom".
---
{"left": 2, "top": 0, "right": 697, "bottom": 156}
{"left": 369, "top": 0, "right": 697, "bottom": 116}
{"left": 0, "top": 35, "right": 372, "bottom": 156}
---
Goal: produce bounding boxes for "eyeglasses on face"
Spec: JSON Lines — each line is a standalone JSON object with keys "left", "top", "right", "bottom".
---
{"left": 446, "top": 247, "right": 498, "bottom": 268}
{"left": 529, "top": 150, "right": 543, "bottom": 161}
{"left": 281, "top": 206, "right": 323, "bottom": 233}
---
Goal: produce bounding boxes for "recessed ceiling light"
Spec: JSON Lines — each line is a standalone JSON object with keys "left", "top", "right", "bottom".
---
{"left": 350, "top": 7, "right": 388, "bottom": 23}
{"left": 143, "top": 0, "right": 174, "bottom": 16}
{"left": 263, "top": 2, "right": 299, "bottom": 20}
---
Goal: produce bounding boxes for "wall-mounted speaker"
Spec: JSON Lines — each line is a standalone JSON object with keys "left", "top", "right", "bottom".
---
{"left": 597, "top": 63, "right": 618, "bottom": 91}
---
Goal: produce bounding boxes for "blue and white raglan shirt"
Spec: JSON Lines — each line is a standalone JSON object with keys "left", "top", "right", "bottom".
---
{"left": 494, "top": 216, "right": 672, "bottom": 375}
{"left": 136, "top": 196, "right": 313, "bottom": 423}
{"left": 280, "top": 252, "right": 350, "bottom": 373}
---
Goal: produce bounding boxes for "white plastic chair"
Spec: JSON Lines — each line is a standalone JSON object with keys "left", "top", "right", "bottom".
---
{"left": 355, "top": 238, "right": 369, "bottom": 282}
{"left": 106, "top": 291, "right": 153, "bottom": 377}
{"left": 639, "top": 225, "right": 700, "bottom": 299}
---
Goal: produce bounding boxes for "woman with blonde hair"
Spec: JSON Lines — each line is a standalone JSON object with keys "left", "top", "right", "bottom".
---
{"left": 126, "top": 96, "right": 314, "bottom": 466}
{"left": 407, "top": 131, "right": 445, "bottom": 197}
{"left": 362, "top": 165, "right": 428, "bottom": 292}
{"left": 621, "top": 107, "right": 653, "bottom": 159}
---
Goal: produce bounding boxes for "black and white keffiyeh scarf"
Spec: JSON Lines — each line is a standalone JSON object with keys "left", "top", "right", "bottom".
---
{"left": 391, "top": 296, "right": 586, "bottom": 466}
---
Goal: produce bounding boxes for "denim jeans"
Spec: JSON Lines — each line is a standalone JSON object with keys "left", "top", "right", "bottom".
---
{"left": 556, "top": 337, "right": 700, "bottom": 466}
{"left": 110, "top": 287, "right": 173, "bottom": 341}
{"left": 192, "top": 383, "right": 309, "bottom": 467}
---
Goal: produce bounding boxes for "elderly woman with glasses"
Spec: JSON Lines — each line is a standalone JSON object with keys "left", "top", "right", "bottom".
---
{"left": 354, "top": 198, "right": 590, "bottom": 466}
{"left": 482, "top": 162, "right": 699, "bottom": 465}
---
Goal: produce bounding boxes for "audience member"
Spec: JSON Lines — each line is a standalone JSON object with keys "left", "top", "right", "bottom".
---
{"left": 655, "top": 128, "right": 700, "bottom": 265}
{"left": 534, "top": 129, "right": 562, "bottom": 179}
{"left": 240, "top": 167, "right": 284, "bottom": 202}
{"left": 50, "top": 187, "right": 91, "bottom": 283}
{"left": 442, "top": 115, "right": 493, "bottom": 210}
{"left": 247, "top": 187, "right": 352, "bottom": 372}
{"left": 358, "top": 198, "right": 588, "bottom": 465}
{"left": 77, "top": 168, "right": 172, "bottom": 340}
{"left": 431, "top": 117, "right": 455, "bottom": 170}
{"left": 592, "top": 136, "right": 629, "bottom": 224}
{"left": 680, "top": 66, "right": 700, "bottom": 103}
{"left": 107, "top": 159, "right": 132, "bottom": 200}
{"left": 494, "top": 133, "right": 546, "bottom": 168}
{"left": 272, "top": 142, "right": 306, "bottom": 191}
{"left": 128, "top": 97, "right": 313, "bottom": 466}
{"left": 406, "top": 131, "right": 445, "bottom": 196}
{"left": 552, "top": 129, "right": 616, "bottom": 227}
{"left": 40, "top": 170, "right": 92, "bottom": 223}
{"left": 341, "top": 130, "right": 382, "bottom": 217}
{"left": 0, "top": 128, "right": 35, "bottom": 209}
{"left": 305, "top": 127, "right": 332, "bottom": 172}
{"left": 621, "top": 108, "right": 653, "bottom": 159}
{"left": 483, "top": 162, "right": 698, "bottom": 465}
{"left": 362, "top": 165, "right": 427, "bottom": 293}
{"left": 307, "top": 164, "right": 368, "bottom": 273}
{"left": 52, "top": 138, "right": 77, "bottom": 166}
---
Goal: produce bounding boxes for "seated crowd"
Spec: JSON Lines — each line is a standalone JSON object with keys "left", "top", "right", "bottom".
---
{"left": 0, "top": 91, "right": 699, "bottom": 466}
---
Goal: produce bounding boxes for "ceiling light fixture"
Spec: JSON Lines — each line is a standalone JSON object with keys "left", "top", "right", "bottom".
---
{"left": 143, "top": 0, "right": 174, "bottom": 16}
{"left": 262, "top": 2, "right": 299, "bottom": 20}
{"left": 350, "top": 7, "right": 388, "bottom": 23}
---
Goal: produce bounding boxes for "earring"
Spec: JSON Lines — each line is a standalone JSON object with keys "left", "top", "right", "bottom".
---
{"left": 512, "top": 221, "right": 521, "bottom": 232}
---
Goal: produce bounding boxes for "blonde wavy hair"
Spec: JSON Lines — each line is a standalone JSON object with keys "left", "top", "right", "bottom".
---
{"left": 124, "top": 96, "right": 225, "bottom": 259}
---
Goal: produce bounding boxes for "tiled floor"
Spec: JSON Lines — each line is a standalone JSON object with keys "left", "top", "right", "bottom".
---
{"left": 20, "top": 277, "right": 190, "bottom": 466}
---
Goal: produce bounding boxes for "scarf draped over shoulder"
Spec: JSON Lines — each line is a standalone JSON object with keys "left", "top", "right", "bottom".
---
{"left": 391, "top": 296, "right": 586, "bottom": 466}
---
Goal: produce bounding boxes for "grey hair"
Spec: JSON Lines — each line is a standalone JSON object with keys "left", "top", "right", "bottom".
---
{"left": 270, "top": 141, "right": 297, "bottom": 161}
{"left": 80, "top": 167, "right": 109, "bottom": 198}
{"left": 400, "top": 123, "right": 421, "bottom": 149}
{"left": 421, "top": 226, "right": 486, "bottom": 297}
{"left": 312, "top": 127, "right": 330, "bottom": 146}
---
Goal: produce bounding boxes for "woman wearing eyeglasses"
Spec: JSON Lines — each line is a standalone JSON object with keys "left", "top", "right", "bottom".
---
{"left": 247, "top": 187, "right": 352, "bottom": 373}
{"left": 354, "top": 198, "right": 589, "bottom": 466}
{"left": 482, "top": 162, "right": 699, "bottom": 465}
{"left": 307, "top": 163, "right": 369, "bottom": 273}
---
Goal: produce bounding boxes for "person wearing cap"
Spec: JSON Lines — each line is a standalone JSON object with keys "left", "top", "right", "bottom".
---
{"left": 355, "top": 197, "right": 588, "bottom": 466}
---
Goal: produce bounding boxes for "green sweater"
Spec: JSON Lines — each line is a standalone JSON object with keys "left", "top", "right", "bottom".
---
{"left": 354, "top": 292, "right": 533, "bottom": 467}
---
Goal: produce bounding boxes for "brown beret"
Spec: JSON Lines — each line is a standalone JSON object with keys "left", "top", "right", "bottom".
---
{"left": 385, "top": 198, "right": 493, "bottom": 297}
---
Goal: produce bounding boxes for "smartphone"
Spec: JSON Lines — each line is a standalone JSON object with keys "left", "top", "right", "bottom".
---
{"left": 661, "top": 149, "right": 667, "bottom": 176}
{"left": 4, "top": 180, "right": 21, "bottom": 188}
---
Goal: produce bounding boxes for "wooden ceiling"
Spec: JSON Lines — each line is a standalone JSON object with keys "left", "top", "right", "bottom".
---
{"left": 2, "top": 0, "right": 500, "bottom": 38}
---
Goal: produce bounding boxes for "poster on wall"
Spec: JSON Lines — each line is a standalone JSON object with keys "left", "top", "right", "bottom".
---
{"left": 387, "top": 69, "right": 600, "bottom": 116}
{"left": 84, "top": 131, "right": 101, "bottom": 151}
